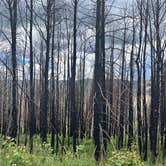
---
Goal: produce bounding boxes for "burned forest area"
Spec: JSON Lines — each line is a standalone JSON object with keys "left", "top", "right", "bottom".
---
{"left": 0, "top": 0, "right": 166, "bottom": 166}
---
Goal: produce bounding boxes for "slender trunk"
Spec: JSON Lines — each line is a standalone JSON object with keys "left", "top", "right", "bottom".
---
{"left": 40, "top": 0, "right": 52, "bottom": 142}
{"left": 51, "top": 1, "right": 55, "bottom": 151}
{"left": 71, "top": 0, "right": 78, "bottom": 153}
{"left": 109, "top": 32, "right": 114, "bottom": 137}
{"left": 142, "top": 1, "right": 148, "bottom": 160}
{"left": 128, "top": 15, "right": 135, "bottom": 150}
{"left": 150, "top": 0, "right": 161, "bottom": 161}
{"left": 56, "top": 24, "right": 61, "bottom": 154}
{"left": 29, "top": 0, "right": 36, "bottom": 153}
{"left": 118, "top": 26, "right": 126, "bottom": 149}
{"left": 9, "top": 0, "right": 18, "bottom": 139}
{"left": 136, "top": 1, "right": 143, "bottom": 156}
{"left": 94, "top": 0, "right": 106, "bottom": 160}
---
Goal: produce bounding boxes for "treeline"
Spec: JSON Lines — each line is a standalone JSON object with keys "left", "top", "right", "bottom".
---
{"left": 0, "top": 0, "right": 165, "bottom": 163}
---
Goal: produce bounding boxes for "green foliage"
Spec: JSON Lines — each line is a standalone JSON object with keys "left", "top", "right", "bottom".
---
{"left": 0, "top": 136, "right": 96, "bottom": 166}
{"left": 106, "top": 150, "right": 144, "bottom": 166}
{"left": 0, "top": 136, "right": 165, "bottom": 166}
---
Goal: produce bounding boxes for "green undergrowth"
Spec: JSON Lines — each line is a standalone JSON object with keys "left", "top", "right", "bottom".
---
{"left": 0, "top": 135, "right": 165, "bottom": 166}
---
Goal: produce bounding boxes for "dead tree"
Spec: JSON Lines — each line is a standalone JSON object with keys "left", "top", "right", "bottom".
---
{"left": 29, "top": 0, "right": 36, "bottom": 153}
{"left": 118, "top": 25, "right": 126, "bottom": 149}
{"left": 40, "top": 0, "right": 53, "bottom": 142}
{"left": 94, "top": 0, "right": 106, "bottom": 161}
{"left": 7, "top": 0, "right": 18, "bottom": 139}
{"left": 128, "top": 11, "right": 135, "bottom": 150}
{"left": 70, "top": 0, "right": 78, "bottom": 153}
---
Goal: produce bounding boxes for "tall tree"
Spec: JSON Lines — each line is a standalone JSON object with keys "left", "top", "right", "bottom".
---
{"left": 101, "top": 0, "right": 107, "bottom": 156}
{"left": 94, "top": 0, "right": 106, "bottom": 161}
{"left": 136, "top": 0, "right": 143, "bottom": 156}
{"left": 8, "top": 0, "right": 18, "bottom": 139}
{"left": 118, "top": 24, "right": 126, "bottom": 149}
{"left": 149, "top": 0, "right": 163, "bottom": 161}
{"left": 29, "top": 0, "right": 36, "bottom": 153}
{"left": 40, "top": 0, "right": 52, "bottom": 142}
{"left": 109, "top": 32, "right": 114, "bottom": 137}
{"left": 71, "top": 0, "right": 78, "bottom": 153}
{"left": 128, "top": 11, "right": 135, "bottom": 150}
{"left": 55, "top": 24, "right": 61, "bottom": 154}
{"left": 80, "top": 33, "right": 86, "bottom": 139}
{"left": 50, "top": 0, "right": 56, "bottom": 151}
{"left": 142, "top": 0, "right": 148, "bottom": 160}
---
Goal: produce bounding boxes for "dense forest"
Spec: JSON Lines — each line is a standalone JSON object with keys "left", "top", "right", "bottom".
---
{"left": 0, "top": 0, "right": 166, "bottom": 165}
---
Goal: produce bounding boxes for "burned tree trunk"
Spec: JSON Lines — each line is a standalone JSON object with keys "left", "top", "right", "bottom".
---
{"left": 40, "top": 0, "right": 52, "bottom": 142}
{"left": 109, "top": 32, "right": 114, "bottom": 137}
{"left": 142, "top": 0, "right": 148, "bottom": 160}
{"left": 136, "top": 0, "right": 143, "bottom": 156}
{"left": 118, "top": 26, "right": 126, "bottom": 149}
{"left": 8, "top": 0, "right": 18, "bottom": 139}
{"left": 149, "top": 0, "right": 162, "bottom": 161}
{"left": 29, "top": 0, "right": 36, "bottom": 153}
{"left": 128, "top": 14, "right": 135, "bottom": 150}
{"left": 94, "top": 0, "right": 106, "bottom": 161}
{"left": 71, "top": 0, "right": 78, "bottom": 153}
{"left": 50, "top": 0, "right": 56, "bottom": 151}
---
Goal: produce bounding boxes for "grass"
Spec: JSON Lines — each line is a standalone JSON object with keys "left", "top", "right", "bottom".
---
{"left": 0, "top": 135, "right": 165, "bottom": 166}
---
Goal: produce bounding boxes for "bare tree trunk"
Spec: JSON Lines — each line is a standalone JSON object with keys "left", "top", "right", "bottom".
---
{"left": 80, "top": 35, "right": 86, "bottom": 139}
{"left": 8, "top": 0, "right": 18, "bottom": 139}
{"left": 136, "top": 0, "right": 143, "bottom": 156}
{"left": 101, "top": 0, "right": 107, "bottom": 156}
{"left": 118, "top": 25, "right": 126, "bottom": 149}
{"left": 40, "top": 0, "right": 52, "bottom": 142}
{"left": 128, "top": 13, "right": 135, "bottom": 150}
{"left": 94, "top": 0, "right": 106, "bottom": 160}
{"left": 71, "top": 0, "right": 78, "bottom": 153}
{"left": 29, "top": 0, "right": 36, "bottom": 153}
{"left": 109, "top": 32, "right": 114, "bottom": 138}
{"left": 142, "top": 0, "right": 148, "bottom": 160}
{"left": 55, "top": 24, "right": 61, "bottom": 154}
{"left": 150, "top": 0, "right": 162, "bottom": 161}
{"left": 50, "top": 0, "right": 55, "bottom": 151}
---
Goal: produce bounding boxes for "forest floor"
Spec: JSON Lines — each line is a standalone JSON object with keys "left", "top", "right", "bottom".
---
{"left": 0, "top": 135, "right": 165, "bottom": 166}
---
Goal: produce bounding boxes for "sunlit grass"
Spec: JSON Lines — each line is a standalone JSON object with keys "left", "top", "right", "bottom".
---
{"left": 0, "top": 135, "right": 165, "bottom": 166}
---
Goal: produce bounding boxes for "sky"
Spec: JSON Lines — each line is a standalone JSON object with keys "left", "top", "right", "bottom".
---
{"left": 0, "top": 0, "right": 157, "bottom": 81}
